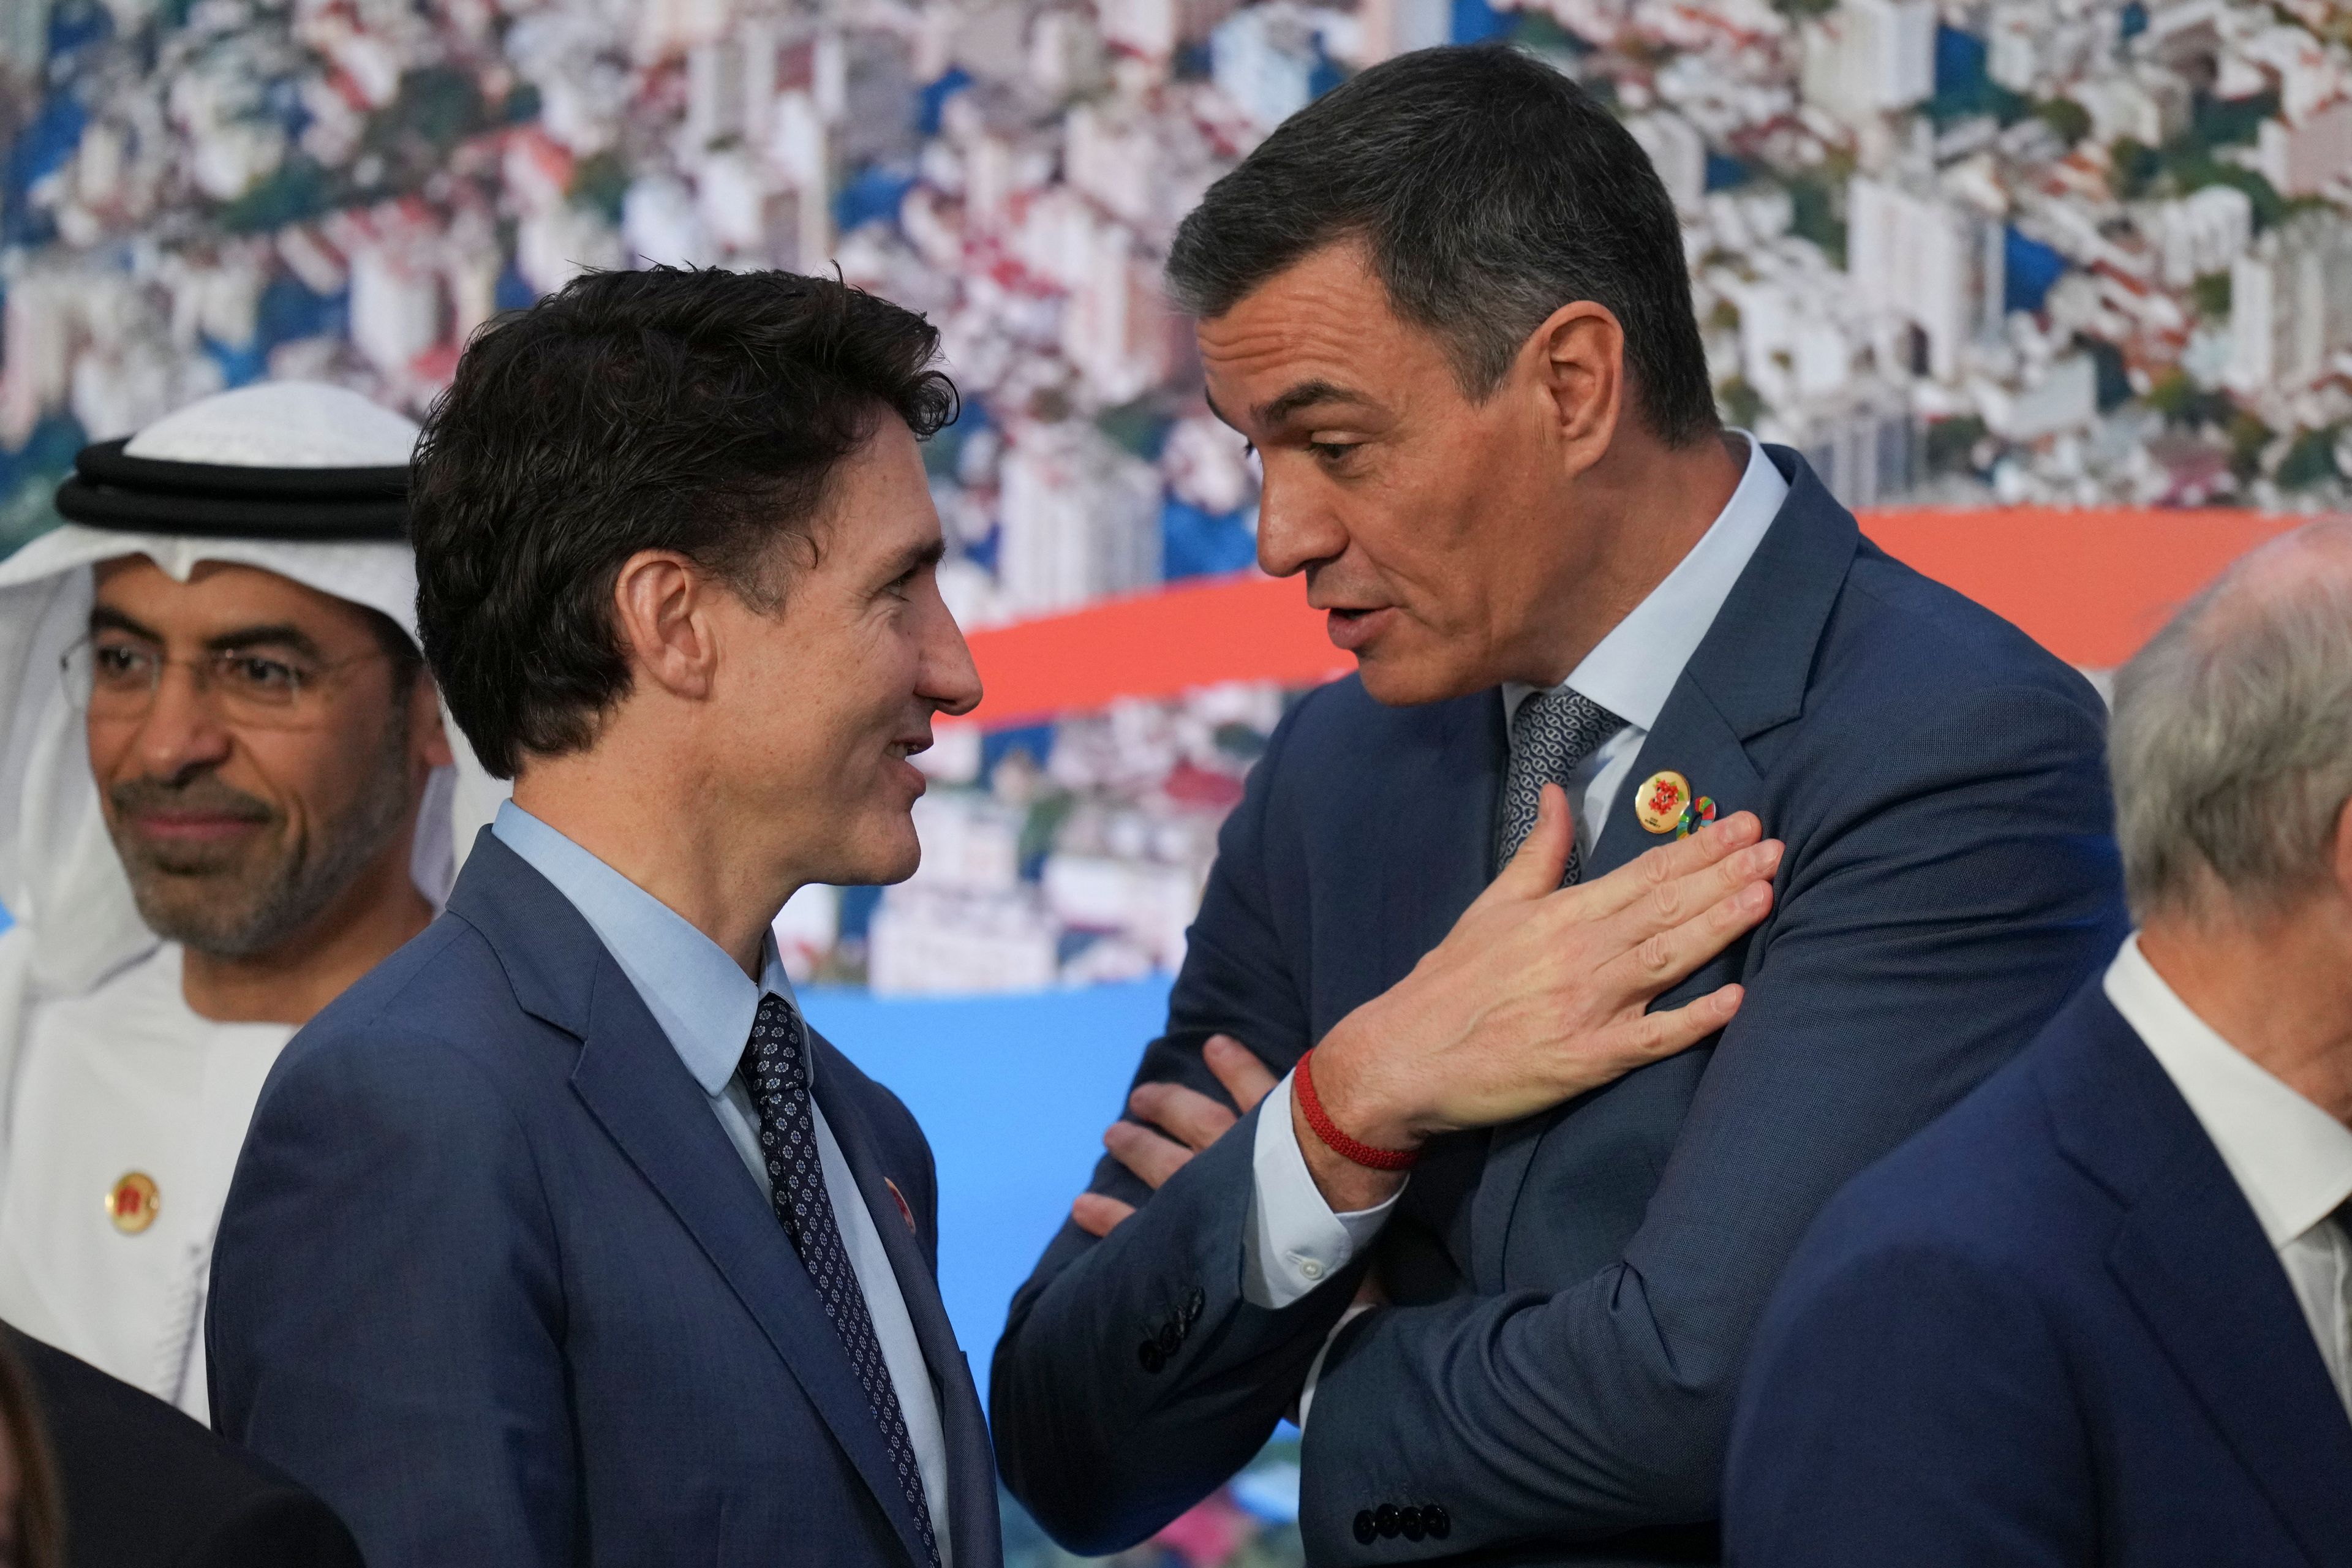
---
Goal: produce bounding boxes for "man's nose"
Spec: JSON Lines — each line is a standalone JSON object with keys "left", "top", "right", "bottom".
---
{"left": 130, "top": 666, "right": 235, "bottom": 780}
{"left": 919, "top": 598, "right": 984, "bottom": 719}
{"left": 1255, "top": 479, "right": 1348, "bottom": 581}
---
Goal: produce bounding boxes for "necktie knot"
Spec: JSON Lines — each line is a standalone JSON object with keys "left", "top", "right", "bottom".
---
{"left": 1496, "top": 686, "right": 1625, "bottom": 884}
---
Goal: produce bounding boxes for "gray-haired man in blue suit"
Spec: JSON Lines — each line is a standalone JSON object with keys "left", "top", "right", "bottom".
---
{"left": 208, "top": 268, "right": 994, "bottom": 1568}
{"left": 991, "top": 47, "right": 2127, "bottom": 1566}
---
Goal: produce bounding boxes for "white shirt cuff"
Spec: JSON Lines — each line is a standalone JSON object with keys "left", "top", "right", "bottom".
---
{"left": 1241, "top": 1072, "right": 1403, "bottom": 1310}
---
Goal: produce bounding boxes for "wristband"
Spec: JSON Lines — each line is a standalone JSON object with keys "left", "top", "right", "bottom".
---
{"left": 1294, "top": 1049, "right": 1420, "bottom": 1171}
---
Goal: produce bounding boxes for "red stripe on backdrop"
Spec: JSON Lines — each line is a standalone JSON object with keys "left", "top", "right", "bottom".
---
{"left": 960, "top": 508, "right": 2313, "bottom": 726}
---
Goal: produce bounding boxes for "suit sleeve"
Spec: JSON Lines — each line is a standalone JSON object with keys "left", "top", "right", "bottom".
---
{"left": 1724, "top": 1240, "right": 2095, "bottom": 1566}
{"left": 1294, "top": 683, "right": 2122, "bottom": 1557}
{"left": 991, "top": 693, "right": 1370, "bottom": 1553}
{"left": 208, "top": 1030, "right": 576, "bottom": 1568}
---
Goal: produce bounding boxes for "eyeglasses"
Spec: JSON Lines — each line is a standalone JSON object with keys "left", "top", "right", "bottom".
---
{"left": 60, "top": 636, "right": 391, "bottom": 729}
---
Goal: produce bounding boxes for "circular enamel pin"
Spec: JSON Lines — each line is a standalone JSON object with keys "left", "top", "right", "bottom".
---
{"left": 107, "top": 1172, "right": 160, "bottom": 1235}
{"left": 1634, "top": 771, "right": 1691, "bottom": 834}
{"left": 1676, "top": 796, "right": 1718, "bottom": 839}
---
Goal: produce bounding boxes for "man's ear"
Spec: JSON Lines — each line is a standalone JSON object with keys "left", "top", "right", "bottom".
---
{"left": 611, "top": 549, "right": 721, "bottom": 701}
{"left": 412, "top": 677, "right": 454, "bottom": 771}
{"left": 1526, "top": 300, "right": 1624, "bottom": 478}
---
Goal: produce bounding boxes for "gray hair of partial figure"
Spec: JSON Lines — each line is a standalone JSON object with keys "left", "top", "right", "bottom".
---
{"left": 2109, "top": 516, "right": 2352, "bottom": 921}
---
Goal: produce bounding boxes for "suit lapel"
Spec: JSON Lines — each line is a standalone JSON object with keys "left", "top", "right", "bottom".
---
{"left": 1468, "top": 449, "right": 1847, "bottom": 1289}
{"left": 565, "top": 973, "right": 937, "bottom": 1568}
{"left": 1471, "top": 690, "right": 1768, "bottom": 1291}
{"left": 2049, "top": 994, "right": 2352, "bottom": 1562}
{"left": 811, "top": 1039, "right": 1002, "bottom": 1568}
{"left": 1375, "top": 692, "right": 1502, "bottom": 998}
{"left": 445, "top": 837, "right": 933, "bottom": 1568}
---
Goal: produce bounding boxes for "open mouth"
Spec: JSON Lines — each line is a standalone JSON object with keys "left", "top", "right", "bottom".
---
{"left": 1323, "top": 606, "right": 1392, "bottom": 652}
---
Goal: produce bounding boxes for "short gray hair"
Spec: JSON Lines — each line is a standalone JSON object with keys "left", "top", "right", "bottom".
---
{"left": 2109, "top": 518, "right": 2352, "bottom": 919}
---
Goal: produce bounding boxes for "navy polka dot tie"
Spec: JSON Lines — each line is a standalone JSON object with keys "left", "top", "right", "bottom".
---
{"left": 1495, "top": 687, "right": 1624, "bottom": 886}
{"left": 742, "top": 993, "right": 940, "bottom": 1567}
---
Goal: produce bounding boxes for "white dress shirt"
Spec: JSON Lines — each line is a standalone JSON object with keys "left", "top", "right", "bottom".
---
{"left": 493, "top": 804, "right": 954, "bottom": 1559}
{"left": 0, "top": 943, "right": 292, "bottom": 1420}
{"left": 2105, "top": 934, "right": 2352, "bottom": 1417}
{"left": 1245, "top": 434, "right": 1791, "bottom": 1420}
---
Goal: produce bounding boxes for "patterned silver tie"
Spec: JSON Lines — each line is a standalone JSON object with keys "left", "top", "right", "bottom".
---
{"left": 741, "top": 994, "right": 941, "bottom": 1567}
{"left": 1494, "top": 687, "right": 1625, "bottom": 885}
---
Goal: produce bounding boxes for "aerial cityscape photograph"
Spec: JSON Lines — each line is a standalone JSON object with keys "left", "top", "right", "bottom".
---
{"left": 2, "top": 0, "right": 2349, "bottom": 1563}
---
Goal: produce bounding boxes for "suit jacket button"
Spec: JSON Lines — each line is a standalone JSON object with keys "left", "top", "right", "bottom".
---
{"left": 1185, "top": 1287, "right": 1205, "bottom": 1324}
{"left": 1137, "top": 1340, "right": 1164, "bottom": 1374}
{"left": 1352, "top": 1511, "right": 1376, "bottom": 1545}
{"left": 1399, "top": 1507, "right": 1425, "bottom": 1541}
{"left": 1374, "top": 1504, "right": 1400, "bottom": 1538}
{"left": 1422, "top": 1504, "right": 1450, "bottom": 1540}
{"left": 1157, "top": 1320, "right": 1181, "bottom": 1354}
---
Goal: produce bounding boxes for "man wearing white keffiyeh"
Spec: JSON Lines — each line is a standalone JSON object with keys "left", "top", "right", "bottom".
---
{"left": 0, "top": 381, "right": 502, "bottom": 1420}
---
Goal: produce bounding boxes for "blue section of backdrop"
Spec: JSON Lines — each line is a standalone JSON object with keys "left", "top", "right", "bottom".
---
{"left": 773, "top": 977, "right": 1172, "bottom": 1409}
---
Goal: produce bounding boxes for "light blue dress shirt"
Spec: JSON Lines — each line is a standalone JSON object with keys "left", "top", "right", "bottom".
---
{"left": 492, "top": 802, "right": 954, "bottom": 1562}
{"left": 1501, "top": 428, "right": 1791, "bottom": 859}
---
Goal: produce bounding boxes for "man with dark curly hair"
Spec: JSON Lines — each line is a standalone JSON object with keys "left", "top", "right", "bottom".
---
{"left": 208, "top": 268, "right": 994, "bottom": 1568}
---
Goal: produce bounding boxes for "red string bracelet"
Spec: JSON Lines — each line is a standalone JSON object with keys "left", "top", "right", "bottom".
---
{"left": 1294, "top": 1049, "right": 1420, "bottom": 1171}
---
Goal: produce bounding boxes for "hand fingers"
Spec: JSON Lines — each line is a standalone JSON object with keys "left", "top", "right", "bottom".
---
{"left": 1600, "top": 873, "right": 1775, "bottom": 1001}
{"left": 1072, "top": 1193, "right": 1136, "bottom": 1237}
{"left": 1585, "top": 831, "right": 1780, "bottom": 956}
{"left": 1575, "top": 810, "right": 1767, "bottom": 922}
{"left": 1471, "top": 782, "right": 1575, "bottom": 907}
{"left": 1104, "top": 1118, "right": 1196, "bottom": 1188}
{"left": 1204, "top": 1034, "right": 1279, "bottom": 1115}
{"left": 1611, "top": 982, "right": 1745, "bottom": 1066}
{"left": 1128, "top": 1080, "right": 1240, "bottom": 1152}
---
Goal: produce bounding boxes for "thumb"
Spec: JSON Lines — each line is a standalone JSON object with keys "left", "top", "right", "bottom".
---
{"left": 1486, "top": 782, "right": 1574, "bottom": 902}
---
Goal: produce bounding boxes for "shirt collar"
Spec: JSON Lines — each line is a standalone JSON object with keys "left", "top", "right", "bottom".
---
{"left": 491, "top": 801, "right": 798, "bottom": 1099}
{"left": 1504, "top": 430, "right": 1789, "bottom": 733}
{"left": 2105, "top": 933, "right": 2352, "bottom": 1251}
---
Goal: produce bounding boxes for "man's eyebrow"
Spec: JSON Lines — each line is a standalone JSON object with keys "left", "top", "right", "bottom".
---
{"left": 204, "top": 624, "right": 326, "bottom": 660}
{"left": 1254, "top": 379, "right": 1374, "bottom": 428}
{"left": 89, "top": 605, "right": 162, "bottom": 642}
{"left": 881, "top": 538, "right": 948, "bottom": 582}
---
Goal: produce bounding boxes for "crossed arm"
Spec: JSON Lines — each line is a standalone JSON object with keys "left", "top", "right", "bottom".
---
{"left": 993, "top": 684, "right": 2119, "bottom": 1559}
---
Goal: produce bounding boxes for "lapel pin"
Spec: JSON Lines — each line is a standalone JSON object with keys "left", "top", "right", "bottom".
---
{"left": 107, "top": 1171, "right": 160, "bottom": 1235}
{"left": 1634, "top": 771, "right": 1691, "bottom": 834}
{"left": 1676, "top": 795, "right": 1717, "bottom": 839}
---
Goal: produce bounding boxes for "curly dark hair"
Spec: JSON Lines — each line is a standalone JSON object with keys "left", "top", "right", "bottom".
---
{"left": 410, "top": 266, "right": 958, "bottom": 778}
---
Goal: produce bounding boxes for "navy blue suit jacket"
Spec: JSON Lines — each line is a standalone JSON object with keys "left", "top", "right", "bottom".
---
{"left": 1727, "top": 981, "right": 2352, "bottom": 1567}
{"left": 991, "top": 448, "right": 2127, "bottom": 1564}
{"left": 208, "top": 833, "right": 1001, "bottom": 1568}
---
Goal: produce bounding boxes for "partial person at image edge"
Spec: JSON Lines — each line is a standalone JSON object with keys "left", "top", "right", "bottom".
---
{"left": 0, "top": 382, "right": 497, "bottom": 1420}
{"left": 13, "top": 1327, "right": 360, "bottom": 1568}
{"left": 1726, "top": 517, "right": 2352, "bottom": 1567}
{"left": 208, "top": 269, "right": 998, "bottom": 1568}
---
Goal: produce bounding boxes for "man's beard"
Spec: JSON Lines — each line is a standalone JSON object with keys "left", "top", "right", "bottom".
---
{"left": 107, "top": 719, "right": 420, "bottom": 960}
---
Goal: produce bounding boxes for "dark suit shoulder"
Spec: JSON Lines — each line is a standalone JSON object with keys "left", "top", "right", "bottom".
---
{"left": 266, "top": 911, "right": 560, "bottom": 1100}
{"left": 1831, "top": 538, "right": 2103, "bottom": 714}
{"left": 10, "top": 1330, "right": 363, "bottom": 1568}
